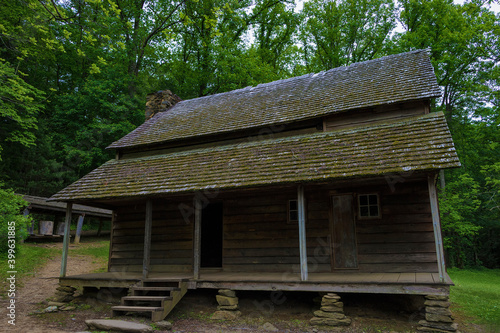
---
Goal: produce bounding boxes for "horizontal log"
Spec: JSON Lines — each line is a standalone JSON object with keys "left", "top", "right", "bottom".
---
{"left": 110, "top": 257, "right": 191, "bottom": 265}
{"left": 112, "top": 240, "right": 193, "bottom": 251}
{"left": 223, "top": 229, "right": 327, "bottom": 241}
{"left": 358, "top": 253, "right": 438, "bottom": 264}
{"left": 223, "top": 264, "right": 331, "bottom": 273}
{"left": 382, "top": 203, "right": 431, "bottom": 215}
{"left": 224, "top": 213, "right": 286, "bottom": 224}
{"left": 224, "top": 256, "right": 300, "bottom": 265}
{"left": 225, "top": 204, "right": 286, "bottom": 216}
{"left": 356, "top": 263, "right": 439, "bottom": 273}
{"left": 356, "top": 223, "right": 434, "bottom": 234}
{"left": 111, "top": 249, "right": 192, "bottom": 259}
{"left": 357, "top": 232, "right": 435, "bottom": 244}
{"left": 357, "top": 242, "right": 436, "bottom": 254}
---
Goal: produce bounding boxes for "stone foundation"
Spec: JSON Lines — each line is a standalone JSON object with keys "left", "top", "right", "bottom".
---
{"left": 310, "top": 293, "right": 351, "bottom": 327}
{"left": 54, "top": 285, "right": 76, "bottom": 303}
{"left": 211, "top": 289, "right": 241, "bottom": 320}
{"left": 417, "top": 295, "right": 458, "bottom": 332}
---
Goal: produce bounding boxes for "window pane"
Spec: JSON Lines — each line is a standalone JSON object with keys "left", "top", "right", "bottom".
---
{"left": 369, "top": 206, "right": 379, "bottom": 217}
{"left": 369, "top": 194, "right": 378, "bottom": 205}
{"left": 289, "top": 200, "right": 297, "bottom": 210}
{"left": 360, "top": 206, "right": 369, "bottom": 217}
{"left": 290, "top": 211, "right": 298, "bottom": 221}
{"left": 359, "top": 195, "right": 368, "bottom": 205}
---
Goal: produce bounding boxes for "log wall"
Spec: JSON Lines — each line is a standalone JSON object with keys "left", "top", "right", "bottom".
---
{"left": 323, "top": 101, "right": 429, "bottom": 131}
{"left": 107, "top": 179, "right": 438, "bottom": 274}
{"left": 109, "top": 199, "right": 194, "bottom": 273}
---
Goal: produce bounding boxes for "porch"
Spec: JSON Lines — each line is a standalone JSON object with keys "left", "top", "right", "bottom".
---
{"left": 59, "top": 270, "right": 453, "bottom": 296}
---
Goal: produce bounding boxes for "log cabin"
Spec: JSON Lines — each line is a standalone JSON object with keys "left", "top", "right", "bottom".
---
{"left": 50, "top": 49, "right": 460, "bottom": 325}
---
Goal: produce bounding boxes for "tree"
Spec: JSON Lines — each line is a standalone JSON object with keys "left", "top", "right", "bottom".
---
{"left": 0, "top": 185, "right": 31, "bottom": 254}
{"left": 300, "top": 0, "right": 396, "bottom": 72}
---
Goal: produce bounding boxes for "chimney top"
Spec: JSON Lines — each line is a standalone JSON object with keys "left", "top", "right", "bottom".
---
{"left": 145, "top": 90, "right": 182, "bottom": 120}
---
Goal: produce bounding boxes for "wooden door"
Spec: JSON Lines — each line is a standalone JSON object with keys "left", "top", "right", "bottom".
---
{"left": 331, "top": 195, "right": 358, "bottom": 269}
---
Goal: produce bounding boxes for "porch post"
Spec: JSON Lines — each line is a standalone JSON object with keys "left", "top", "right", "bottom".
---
{"left": 297, "top": 184, "right": 308, "bottom": 281}
{"left": 193, "top": 198, "right": 202, "bottom": 280}
{"left": 60, "top": 202, "right": 73, "bottom": 277}
{"left": 143, "top": 199, "right": 153, "bottom": 279}
{"left": 428, "top": 174, "right": 446, "bottom": 282}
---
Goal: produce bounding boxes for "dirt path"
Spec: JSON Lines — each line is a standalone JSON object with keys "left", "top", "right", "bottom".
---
{"left": 0, "top": 243, "right": 104, "bottom": 333}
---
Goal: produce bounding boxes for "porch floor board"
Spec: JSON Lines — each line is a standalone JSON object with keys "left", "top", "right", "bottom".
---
{"left": 60, "top": 271, "right": 453, "bottom": 294}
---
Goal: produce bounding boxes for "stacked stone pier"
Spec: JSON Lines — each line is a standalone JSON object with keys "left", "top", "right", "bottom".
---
{"left": 310, "top": 293, "right": 351, "bottom": 327}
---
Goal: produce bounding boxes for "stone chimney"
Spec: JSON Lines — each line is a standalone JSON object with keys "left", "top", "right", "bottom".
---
{"left": 145, "top": 90, "right": 182, "bottom": 120}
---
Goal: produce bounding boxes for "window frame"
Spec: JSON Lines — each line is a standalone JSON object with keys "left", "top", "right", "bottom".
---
{"left": 357, "top": 193, "right": 381, "bottom": 219}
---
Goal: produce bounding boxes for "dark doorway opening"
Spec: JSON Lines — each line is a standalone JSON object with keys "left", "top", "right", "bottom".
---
{"left": 201, "top": 202, "right": 223, "bottom": 268}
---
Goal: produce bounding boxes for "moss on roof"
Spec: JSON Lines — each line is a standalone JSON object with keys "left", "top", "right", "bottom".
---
{"left": 51, "top": 112, "right": 459, "bottom": 201}
{"left": 108, "top": 50, "right": 441, "bottom": 150}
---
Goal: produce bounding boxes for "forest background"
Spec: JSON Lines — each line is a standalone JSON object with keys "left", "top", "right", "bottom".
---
{"left": 0, "top": 0, "right": 498, "bottom": 269}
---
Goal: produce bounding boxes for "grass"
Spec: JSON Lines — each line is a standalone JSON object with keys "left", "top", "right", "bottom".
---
{"left": 448, "top": 268, "right": 500, "bottom": 331}
{"left": 0, "top": 243, "right": 59, "bottom": 296}
{"left": 68, "top": 239, "right": 109, "bottom": 259}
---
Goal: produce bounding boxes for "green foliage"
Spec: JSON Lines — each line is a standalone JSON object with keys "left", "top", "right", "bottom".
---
{"left": 0, "top": 60, "right": 44, "bottom": 160}
{"left": 300, "top": 0, "right": 396, "bottom": 71}
{"left": 439, "top": 173, "right": 482, "bottom": 268}
{"left": 0, "top": 185, "right": 31, "bottom": 254}
{"left": 449, "top": 268, "right": 500, "bottom": 330}
{"left": 0, "top": 0, "right": 499, "bottom": 270}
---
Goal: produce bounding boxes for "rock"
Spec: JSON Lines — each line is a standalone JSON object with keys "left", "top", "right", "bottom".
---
{"left": 217, "top": 304, "right": 239, "bottom": 311}
{"left": 57, "top": 286, "right": 76, "bottom": 292}
{"left": 321, "top": 299, "right": 343, "bottom": 307}
{"left": 60, "top": 306, "right": 76, "bottom": 311}
{"left": 85, "top": 319, "right": 153, "bottom": 333}
{"left": 418, "top": 320, "right": 457, "bottom": 332}
{"left": 48, "top": 302, "right": 66, "bottom": 307}
{"left": 53, "top": 295, "right": 74, "bottom": 303}
{"left": 424, "top": 300, "right": 451, "bottom": 308}
{"left": 216, "top": 295, "right": 239, "bottom": 306}
{"left": 155, "top": 320, "right": 173, "bottom": 330}
{"left": 426, "top": 306, "right": 452, "bottom": 316}
{"left": 425, "top": 295, "right": 449, "bottom": 301}
{"left": 218, "top": 289, "right": 236, "bottom": 298}
{"left": 426, "top": 313, "right": 453, "bottom": 323}
{"left": 210, "top": 310, "right": 242, "bottom": 321}
{"left": 324, "top": 293, "right": 341, "bottom": 299}
{"left": 43, "top": 306, "right": 58, "bottom": 313}
{"left": 320, "top": 305, "right": 344, "bottom": 312}
{"left": 313, "top": 310, "right": 346, "bottom": 320}
{"left": 310, "top": 316, "right": 351, "bottom": 326}
{"left": 261, "top": 322, "right": 279, "bottom": 331}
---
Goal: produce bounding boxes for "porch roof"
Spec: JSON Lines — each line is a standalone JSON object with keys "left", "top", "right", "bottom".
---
{"left": 108, "top": 49, "right": 441, "bottom": 150}
{"left": 50, "top": 112, "right": 459, "bottom": 202}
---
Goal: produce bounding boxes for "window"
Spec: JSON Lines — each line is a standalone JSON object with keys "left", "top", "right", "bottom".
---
{"left": 288, "top": 199, "right": 298, "bottom": 223}
{"left": 358, "top": 194, "right": 380, "bottom": 218}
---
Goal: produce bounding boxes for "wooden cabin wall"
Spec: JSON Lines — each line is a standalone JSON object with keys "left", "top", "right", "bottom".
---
{"left": 109, "top": 199, "right": 193, "bottom": 273}
{"left": 223, "top": 189, "right": 331, "bottom": 273}
{"left": 323, "top": 101, "right": 429, "bottom": 131}
{"left": 321, "top": 179, "right": 438, "bottom": 273}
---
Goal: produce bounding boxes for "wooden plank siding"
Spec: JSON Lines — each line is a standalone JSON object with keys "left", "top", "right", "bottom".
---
{"left": 109, "top": 200, "right": 194, "bottom": 273}
{"left": 223, "top": 189, "right": 331, "bottom": 273}
{"left": 107, "top": 179, "right": 438, "bottom": 275}
{"left": 323, "top": 101, "right": 429, "bottom": 132}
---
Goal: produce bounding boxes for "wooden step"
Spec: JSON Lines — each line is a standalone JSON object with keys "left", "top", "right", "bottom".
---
{"left": 122, "top": 296, "right": 172, "bottom": 302}
{"left": 131, "top": 287, "right": 180, "bottom": 291}
{"left": 112, "top": 305, "right": 162, "bottom": 313}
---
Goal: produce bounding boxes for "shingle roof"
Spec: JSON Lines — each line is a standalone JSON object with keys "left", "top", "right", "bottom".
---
{"left": 51, "top": 112, "right": 459, "bottom": 202}
{"left": 108, "top": 50, "right": 441, "bottom": 150}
